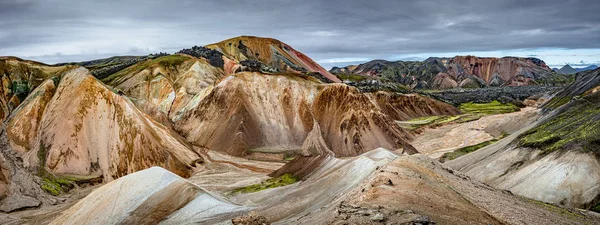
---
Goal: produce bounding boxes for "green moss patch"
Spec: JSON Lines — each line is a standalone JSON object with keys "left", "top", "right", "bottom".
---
{"left": 523, "top": 197, "right": 584, "bottom": 220}
{"left": 440, "top": 133, "right": 508, "bottom": 162}
{"left": 518, "top": 100, "right": 600, "bottom": 154}
{"left": 336, "top": 73, "right": 371, "bottom": 82}
{"left": 40, "top": 175, "right": 77, "bottom": 196}
{"left": 459, "top": 100, "right": 520, "bottom": 115}
{"left": 233, "top": 174, "right": 297, "bottom": 194}
{"left": 543, "top": 96, "right": 571, "bottom": 110}
{"left": 397, "top": 114, "right": 482, "bottom": 131}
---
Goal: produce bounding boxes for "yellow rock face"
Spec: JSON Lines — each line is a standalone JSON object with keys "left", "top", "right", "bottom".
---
{"left": 10, "top": 68, "right": 203, "bottom": 181}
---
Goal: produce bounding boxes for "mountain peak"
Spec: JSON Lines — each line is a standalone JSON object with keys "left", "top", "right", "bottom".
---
{"left": 557, "top": 64, "right": 577, "bottom": 75}
{"left": 205, "top": 35, "right": 340, "bottom": 82}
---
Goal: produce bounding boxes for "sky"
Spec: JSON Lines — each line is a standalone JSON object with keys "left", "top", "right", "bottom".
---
{"left": 1, "top": 0, "right": 599, "bottom": 69}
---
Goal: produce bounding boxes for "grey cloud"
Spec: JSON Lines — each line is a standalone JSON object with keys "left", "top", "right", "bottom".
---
{"left": 0, "top": 0, "right": 598, "bottom": 67}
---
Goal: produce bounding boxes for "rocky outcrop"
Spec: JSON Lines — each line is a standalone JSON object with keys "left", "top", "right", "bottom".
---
{"left": 0, "top": 124, "right": 58, "bottom": 212}
{"left": 8, "top": 68, "right": 203, "bottom": 181}
{"left": 206, "top": 36, "right": 340, "bottom": 82}
{"left": 422, "top": 86, "right": 561, "bottom": 105}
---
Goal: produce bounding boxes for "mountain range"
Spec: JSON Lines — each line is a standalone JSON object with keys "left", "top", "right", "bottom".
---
{"left": 331, "top": 56, "right": 569, "bottom": 89}
{"left": 553, "top": 64, "right": 598, "bottom": 75}
{"left": 1, "top": 35, "right": 600, "bottom": 224}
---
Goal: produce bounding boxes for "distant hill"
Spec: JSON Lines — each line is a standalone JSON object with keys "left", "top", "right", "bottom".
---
{"left": 576, "top": 65, "right": 598, "bottom": 73}
{"left": 331, "top": 56, "right": 568, "bottom": 89}
{"left": 555, "top": 64, "right": 577, "bottom": 75}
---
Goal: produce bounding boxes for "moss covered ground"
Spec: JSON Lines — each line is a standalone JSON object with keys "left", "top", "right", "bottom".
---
{"left": 397, "top": 114, "right": 482, "bottom": 131}
{"left": 40, "top": 175, "right": 77, "bottom": 196}
{"left": 336, "top": 73, "right": 370, "bottom": 82}
{"left": 459, "top": 100, "right": 520, "bottom": 115}
{"left": 518, "top": 99, "right": 600, "bottom": 154}
{"left": 232, "top": 174, "right": 297, "bottom": 194}
{"left": 439, "top": 133, "right": 508, "bottom": 163}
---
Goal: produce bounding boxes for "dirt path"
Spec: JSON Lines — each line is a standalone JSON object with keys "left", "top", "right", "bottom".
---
{"left": 411, "top": 107, "right": 541, "bottom": 158}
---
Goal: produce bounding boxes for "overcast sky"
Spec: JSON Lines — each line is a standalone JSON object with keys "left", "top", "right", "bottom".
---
{"left": 1, "top": 0, "right": 599, "bottom": 68}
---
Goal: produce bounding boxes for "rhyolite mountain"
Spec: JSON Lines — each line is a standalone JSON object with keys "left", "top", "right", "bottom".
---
{"left": 205, "top": 36, "right": 341, "bottom": 83}
{"left": 1, "top": 35, "right": 600, "bottom": 224}
{"left": 0, "top": 36, "right": 460, "bottom": 212}
{"left": 331, "top": 56, "right": 569, "bottom": 89}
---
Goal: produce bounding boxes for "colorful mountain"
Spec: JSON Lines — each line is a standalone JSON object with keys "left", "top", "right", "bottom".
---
{"left": 206, "top": 36, "right": 341, "bottom": 82}
{"left": 331, "top": 56, "right": 568, "bottom": 89}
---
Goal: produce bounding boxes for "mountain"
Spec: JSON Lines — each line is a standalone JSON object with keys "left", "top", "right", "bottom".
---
{"left": 205, "top": 36, "right": 341, "bottom": 82}
{"left": 447, "top": 67, "right": 600, "bottom": 210}
{"left": 2, "top": 35, "right": 600, "bottom": 224}
{"left": 7, "top": 68, "right": 203, "bottom": 182}
{"left": 331, "top": 56, "right": 568, "bottom": 89}
{"left": 555, "top": 64, "right": 578, "bottom": 75}
{"left": 576, "top": 65, "right": 599, "bottom": 72}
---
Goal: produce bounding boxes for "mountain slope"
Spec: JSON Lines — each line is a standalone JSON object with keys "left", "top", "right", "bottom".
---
{"left": 98, "top": 54, "right": 224, "bottom": 123}
{"left": 0, "top": 57, "right": 74, "bottom": 122}
{"left": 447, "top": 67, "right": 600, "bottom": 210}
{"left": 206, "top": 36, "right": 340, "bottom": 82}
{"left": 7, "top": 68, "right": 203, "bottom": 181}
{"left": 49, "top": 151, "right": 600, "bottom": 224}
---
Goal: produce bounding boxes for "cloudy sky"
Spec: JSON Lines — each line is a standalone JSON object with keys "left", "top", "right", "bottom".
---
{"left": 1, "top": 0, "right": 599, "bottom": 69}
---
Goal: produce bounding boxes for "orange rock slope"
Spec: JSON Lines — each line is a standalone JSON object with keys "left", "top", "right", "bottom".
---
{"left": 206, "top": 36, "right": 341, "bottom": 82}
{"left": 173, "top": 72, "right": 454, "bottom": 158}
{"left": 8, "top": 68, "right": 203, "bottom": 181}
